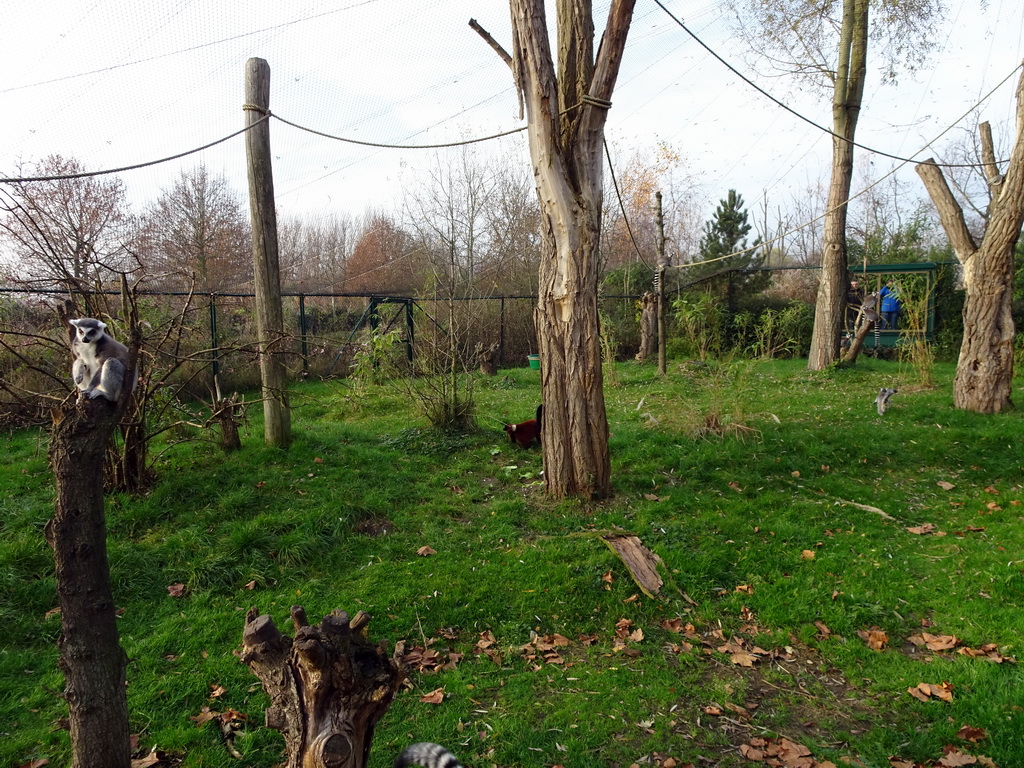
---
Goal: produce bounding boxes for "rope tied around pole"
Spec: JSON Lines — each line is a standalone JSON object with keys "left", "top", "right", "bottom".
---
{"left": 581, "top": 95, "right": 612, "bottom": 109}
{"left": 242, "top": 103, "right": 270, "bottom": 115}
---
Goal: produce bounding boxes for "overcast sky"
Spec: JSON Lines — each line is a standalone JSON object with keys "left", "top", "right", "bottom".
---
{"left": 2, "top": 0, "right": 1022, "bottom": 233}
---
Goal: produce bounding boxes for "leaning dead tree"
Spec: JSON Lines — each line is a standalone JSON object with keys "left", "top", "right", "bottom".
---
{"left": 241, "top": 606, "right": 403, "bottom": 768}
{"left": 916, "top": 66, "right": 1024, "bottom": 413}
{"left": 472, "top": 0, "right": 636, "bottom": 499}
{"left": 47, "top": 309, "right": 140, "bottom": 768}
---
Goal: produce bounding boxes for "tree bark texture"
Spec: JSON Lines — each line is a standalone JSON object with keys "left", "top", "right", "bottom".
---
{"left": 241, "top": 606, "right": 402, "bottom": 768}
{"left": 807, "top": 0, "right": 868, "bottom": 371}
{"left": 841, "top": 292, "right": 878, "bottom": 365}
{"left": 635, "top": 291, "right": 657, "bottom": 362}
{"left": 509, "top": 0, "right": 636, "bottom": 499}
{"left": 47, "top": 397, "right": 132, "bottom": 768}
{"left": 245, "top": 57, "right": 292, "bottom": 447}
{"left": 916, "top": 68, "right": 1024, "bottom": 413}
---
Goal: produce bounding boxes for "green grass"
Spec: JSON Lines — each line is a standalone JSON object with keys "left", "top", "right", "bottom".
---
{"left": 2, "top": 358, "right": 1023, "bottom": 767}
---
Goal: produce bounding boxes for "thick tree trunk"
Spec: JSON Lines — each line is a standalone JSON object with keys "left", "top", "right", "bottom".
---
{"left": 807, "top": 0, "right": 868, "bottom": 371}
{"left": 241, "top": 606, "right": 402, "bottom": 768}
{"left": 916, "top": 69, "right": 1024, "bottom": 413}
{"left": 47, "top": 397, "right": 132, "bottom": 768}
{"left": 954, "top": 252, "right": 1016, "bottom": 411}
{"left": 507, "top": 0, "right": 635, "bottom": 499}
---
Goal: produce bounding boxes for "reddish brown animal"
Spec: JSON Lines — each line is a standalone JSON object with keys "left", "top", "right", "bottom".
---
{"left": 503, "top": 405, "right": 543, "bottom": 448}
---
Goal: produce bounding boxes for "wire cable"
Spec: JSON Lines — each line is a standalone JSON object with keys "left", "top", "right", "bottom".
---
{"left": 271, "top": 112, "right": 527, "bottom": 150}
{"left": 0, "top": 114, "right": 269, "bottom": 183}
{"left": 652, "top": 0, "right": 1020, "bottom": 169}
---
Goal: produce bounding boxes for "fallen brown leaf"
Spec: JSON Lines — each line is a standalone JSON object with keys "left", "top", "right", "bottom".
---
{"left": 166, "top": 583, "right": 186, "bottom": 597}
{"left": 957, "top": 724, "right": 987, "bottom": 743}
{"left": 907, "top": 681, "right": 953, "bottom": 703}
{"left": 857, "top": 627, "right": 889, "bottom": 651}
{"left": 416, "top": 545, "right": 437, "bottom": 557}
{"left": 419, "top": 687, "right": 445, "bottom": 704}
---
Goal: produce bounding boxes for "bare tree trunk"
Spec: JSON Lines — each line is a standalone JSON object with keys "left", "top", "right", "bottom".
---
{"left": 47, "top": 389, "right": 136, "bottom": 768}
{"left": 636, "top": 291, "right": 657, "bottom": 361}
{"left": 241, "top": 606, "right": 402, "bottom": 768}
{"left": 916, "top": 69, "right": 1024, "bottom": 413}
{"left": 500, "top": 0, "right": 635, "bottom": 499}
{"left": 807, "top": 0, "right": 868, "bottom": 371}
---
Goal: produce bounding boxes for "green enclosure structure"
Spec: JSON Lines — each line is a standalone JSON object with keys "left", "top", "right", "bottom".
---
{"left": 847, "top": 262, "right": 940, "bottom": 348}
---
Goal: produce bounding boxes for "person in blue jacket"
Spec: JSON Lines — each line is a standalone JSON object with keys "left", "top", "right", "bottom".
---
{"left": 879, "top": 280, "right": 901, "bottom": 330}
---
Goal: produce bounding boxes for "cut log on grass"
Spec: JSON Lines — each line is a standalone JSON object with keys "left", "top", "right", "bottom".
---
{"left": 601, "top": 534, "right": 664, "bottom": 598}
{"left": 241, "top": 605, "right": 402, "bottom": 768}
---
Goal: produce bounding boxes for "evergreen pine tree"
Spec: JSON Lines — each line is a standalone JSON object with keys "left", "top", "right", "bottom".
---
{"left": 699, "top": 189, "right": 763, "bottom": 271}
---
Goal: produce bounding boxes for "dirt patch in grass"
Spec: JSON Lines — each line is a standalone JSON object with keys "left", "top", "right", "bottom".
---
{"left": 656, "top": 640, "right": 882, "bottom": 767}
{"left": 355, "top": 516, "right": 393, "bottom": 537}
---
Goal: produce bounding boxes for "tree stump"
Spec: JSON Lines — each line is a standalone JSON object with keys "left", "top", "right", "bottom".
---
{"left": 635, "top": 292, "right": 657, "bottom": 362}
{"left": 474, "top": 341, "right": 500, "bottom": 375}
{"left": 213, "top": 393, "right": 243, "bottom": 452}
{"left": 241, "top": 606, "right": 403, "bottom": 768}
{"left": 48, "top": 397, "right": 133, "bottom": 768}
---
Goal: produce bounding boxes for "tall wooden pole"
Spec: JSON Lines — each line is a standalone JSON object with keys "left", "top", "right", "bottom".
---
{"left": 244, "top": 57, "right": 291, "bottom": 447}
{"left": 655, "top": 191, "right": 667, "bottom": 376}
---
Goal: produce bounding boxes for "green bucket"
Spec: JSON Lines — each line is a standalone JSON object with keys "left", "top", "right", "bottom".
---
{"left": 527, "top": 354, "right": 540, "bottom": 370}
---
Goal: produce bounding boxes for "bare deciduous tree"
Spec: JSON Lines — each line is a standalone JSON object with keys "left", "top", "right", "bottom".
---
{"left": 475, "top": 0, "right": 636, "bottom": 500}
{"left": 0, "top": 155, "right": 134, "bottom": 307}
{"left": 726, "top": 0, "right": 943, "bottom": 370}
{"left": 916, "top": 68, "right": 1024, "bottom": 413}
{"left": 140, "top": 165, "right": 251, "bottom": 293}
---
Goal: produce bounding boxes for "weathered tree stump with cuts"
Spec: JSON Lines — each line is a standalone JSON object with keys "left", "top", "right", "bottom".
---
{"left": 241, "top": 606, "right": 403, "bottom": 768}
{"left": 474, "top": 341, "right": 500, "bottom": 376}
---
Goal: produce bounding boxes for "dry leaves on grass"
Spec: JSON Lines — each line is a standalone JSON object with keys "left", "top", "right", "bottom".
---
{"left": 857, "top": 627, "right": 889, "bottom": 651}
{"left": 739, "top": 736, "right": 837, "bottom": 767}
{"left": 473, "top": 630, "right": 502, "bottom": 664}
{"left": 416, "top": 545, "right": 437, "bottom": 557}
{"left": 398, "top": 643, "right": 462, "bottom": 674}
{"left": 907, "top": 681, "right": 954, "bottom": 703}
{"left": 908, "top": 633, "right": 1015, "bottom": 663}
{"left": 521, "top": 630, "right": 573, "bottom": 669}
{"left": 906, "top": 523, "right": 946, "bottom": 536}
{"left": 613, "top": 617, "right": 645, "bottom": 656}
{"left": 419, "top": 687, "right": 445, "bottom": 704}
{"left": 166, "top": 582, "right": 186, "bottom": 597}
{"left": 890, "top": 748, "right": 1000, "bottom": 767}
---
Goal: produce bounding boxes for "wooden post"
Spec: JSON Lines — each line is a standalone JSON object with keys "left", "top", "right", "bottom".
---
{"left": 244, "top": 57, "right": 291, "bottom": 447}
{"left": 655, "top": 191, "right": 667, "bottom": 376}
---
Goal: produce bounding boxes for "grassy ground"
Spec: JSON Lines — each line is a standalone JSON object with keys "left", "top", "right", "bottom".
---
{"left": 1, "top": 357, "right": 1023, "bottom": 768}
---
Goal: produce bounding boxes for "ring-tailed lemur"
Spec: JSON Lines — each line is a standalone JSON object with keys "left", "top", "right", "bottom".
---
{"left": 874, "top": 387, "right": 897, "bottom": 415}
{"left": 69, "top": 317, "right": 133, "bottom": 402}
{"left": 394, "top": 742, "right": 463, "bottom": 768}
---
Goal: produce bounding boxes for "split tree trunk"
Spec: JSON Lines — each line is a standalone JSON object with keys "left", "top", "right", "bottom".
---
{"left": 807, "top": 0, "right": 868, "bottom": 371}
{"left": 505, "top": 0, "right": 636, "bottom": 499}
{"left": 241, "top": 606, "right": 402, "bottom": 768}
{"left": 47, "top": 394, "right": 134, "bottom": 768}
{"left": 915, "top": 69, "right": 1024, "bottom": 413}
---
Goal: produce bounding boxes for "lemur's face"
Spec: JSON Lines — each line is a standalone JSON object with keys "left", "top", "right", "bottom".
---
{"left": 72, "top": 320, "right": 105, "bottom": 344}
